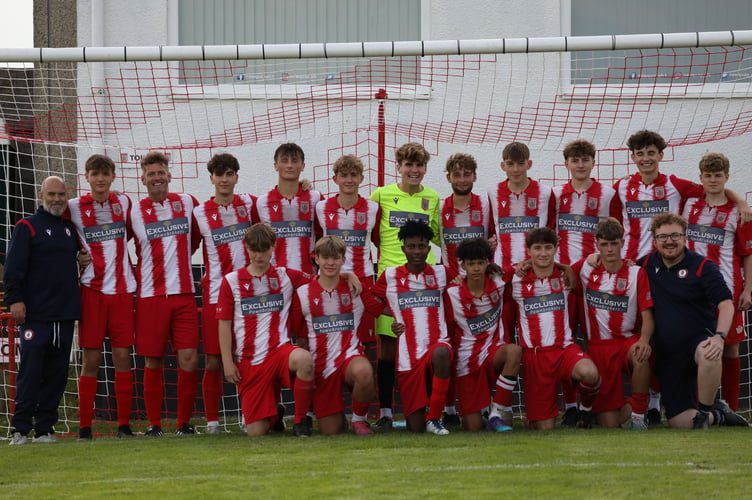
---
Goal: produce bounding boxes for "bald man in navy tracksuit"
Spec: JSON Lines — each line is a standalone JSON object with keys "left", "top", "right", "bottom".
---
{"left": 4, "top": 176, "right": 81, "bottom": 445}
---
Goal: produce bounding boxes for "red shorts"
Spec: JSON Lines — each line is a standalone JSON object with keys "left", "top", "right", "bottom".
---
{"left": 237, "top": 343, "right": 298, "bottom": 425}
{"left": 457, "top": 344, "right": 500, "bottom": 416}
{"left": 727, "top": 309, "right": 747, "bottom": 344}
{"left": 357, "top": 276, "right": 375, "bottom": 343}
{"left": 312, "top": 355, "right": 364, "bottom": 418}
{"left": 135, "top": 294, "right": 199, "bottom": 357}
{"left": 522, "top": 344, "right": 592, "bottom": 422}
{"left": 79, "top": 286, "right": 135, "bottom": 349}
{"left": 588, "top": 337, "right": 639, "bottom": 414}
{"left": 397, "top": 342, "right": 452, "bottom": 417}
{"left": 201, "top": 297, "right": 220, "bottom": 355}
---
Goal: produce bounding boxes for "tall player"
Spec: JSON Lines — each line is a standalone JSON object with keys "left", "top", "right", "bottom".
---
{"left": 69, "top": 154, "right": 137, "bottom": 439}
{"left": 130, "top": 151, "right": 201, "bottom": 437}
{"left": 257, "top": 143, "right": 323, "bottom": 274}
{"left": 369, "top": 142, "right": 441, "bottom": 431}
{"left": 682, "top": 152, "right": 752, "bottom": 412}
{"left": 194, "top": 153, "right": 259, "bottom": 434}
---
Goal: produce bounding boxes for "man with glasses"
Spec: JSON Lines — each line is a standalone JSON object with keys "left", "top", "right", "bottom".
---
{"left": 637, "top": 213, "right": 748, "bottom": 429}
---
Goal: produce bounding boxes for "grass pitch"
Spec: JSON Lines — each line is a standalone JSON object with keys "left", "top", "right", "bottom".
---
{"left": 1, "top": 424, "right": 750, "bottom": 499}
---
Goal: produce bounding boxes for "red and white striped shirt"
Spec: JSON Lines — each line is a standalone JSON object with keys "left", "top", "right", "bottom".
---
{"left": 572, "top": 259, "right": 653, "bottom": 342}
{"left": 440, "top": 193, "right": 492, "bottom": 274}
{"left": 216, "top": 266, "right": 309, "bottom": 365}
{"left": 68, "top": 192, "right": 136, "bottom": 295}
{"left": 509, "top": 267, "right": 573, "bottom": 349}
{"left": 130, "top": 193, "right": 200, "bottom": 298}
{"left": 257, "top": 186, "right": 323, "bottom": 274}
{"left": 489, "top": 179, "right": 555, "bottom": 268}
{"left": 371, "top": 264, "right": 456, "bottom": 372}
{"left": 315, "top": 196, "right": 380, "bottom": 278}
{"left": 553, "top": 180, "right": 615, "bottom": 265}
{"left": 291, "top": 277, "right": 367, "bottom": 379}
{"left": 611, "top": 173, "right": 702, "bottom": 261}
{"left": 682, "top": 197, "right": 752, "bottom": 301}
{"left": 194, "top": 193, "right": 259, "bottom": 304}
{"left": 445, "top": 274, "right": 506, "bottom": 377}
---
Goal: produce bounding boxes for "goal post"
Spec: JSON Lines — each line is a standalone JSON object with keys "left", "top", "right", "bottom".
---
{"left": 2, "top": 30, "right": 752, "bottom": 435}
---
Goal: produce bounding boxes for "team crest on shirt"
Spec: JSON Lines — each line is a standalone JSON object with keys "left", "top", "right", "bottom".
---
{"left": 716, "top": 212, "right": 727, "bottom": 224}
{"left": 471, "top": 210, "right": 481, "bottom": 222}
{"left": 238, "top": 206, "right": 247, "bottom": 218}
{"left": 112, "top": 203, "right": 122, "bottom": 216}
{"left": 300, "top": 202, "right": 309, "bottom": 213}
{"left": 587, "top": 197, "right": 598, "bottom": 210}
{"left": 550, "top": 277, "right": 562, "bottom": 291}
{"left": 678, "top": 269, "right": 688, "bottom": 278}
{"left": 23, "top": 329, "right": 34, "bottom": 340}
{"left": 172, "top": 201, "right": 183, "bottom": 213}
{"left": 490, "top": 290, "right": 500, "bottom": 303}
{"left": 527, "top": 198, "right": 537, "bottom": 210}
{"left": 269, "top": 277, "right": 279, "bottom": 290}
{"left": 616, "top": 278, "right": 627, "bottom": 292}
{"left": 357, "top": 213, "right": 366, "bottom": 224}
{"left": 654, "top": 186, "right": 665, "bottom": 199}
{"left": 425, "top": 275, "right": 436, "bottom": 287}
{"left": 421, "top": 199, "right": 429, "bottom": 211}
{"left": 341, "top": 294, "right": 351, "bottom": 306}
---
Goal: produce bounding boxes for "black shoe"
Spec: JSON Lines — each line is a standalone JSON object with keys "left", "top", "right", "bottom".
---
{"left": 442, "top": 413, "right": 461, "bottom": 428}
{"left": 561, "top": 407, "right": 579, "bottom": 427}
{"left": 77, "top": 427, "right": 93, "bottom": 440}
{"left": 175, "top": 423, "right": 196, "bottom": 436}
{"left": 374, "top": 416, "right": 393, "bottom": 431}
{"left": 271, "top": 403, "right": 286, "bottom": 433}
{"left": 692, "top": 410, "right": 709, "bottom": 430}
{"left": 646, "top": 408, "right": 662, "bottom": 427}
{"left": 145, "top": 425, "right": 163, "bottom": 437}
{"left": 713, "top": 399, "right": 750, "bottom": 427}
{"left": 577, "top": 410, "right": 594, "bottom": 429}
{"left": 117, "top": 425, "right": 134, "bottom": 438}
{"left": 292, "top": 419, "right": 312, "bottom": 437}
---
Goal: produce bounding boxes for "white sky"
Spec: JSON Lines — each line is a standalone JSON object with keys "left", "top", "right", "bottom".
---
{"left": 0, "top": 0, "right": 33, "bottom": 49}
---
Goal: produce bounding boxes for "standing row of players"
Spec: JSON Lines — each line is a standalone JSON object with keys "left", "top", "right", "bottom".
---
{"left": 9, "top": 129, "right": 751, "bottom": 439}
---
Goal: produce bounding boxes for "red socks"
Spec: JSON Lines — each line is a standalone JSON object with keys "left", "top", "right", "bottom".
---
{"left": 77, "top": 375, "right": 97, "bottom": 428}
{"left": 426, "top": 376, "right": 450, "bottom": 421}
{"left": 293, "top": 378, "right": 315, "bottom": 424}
{"left": 722, "top": 357, "right": 741, "bottom": 411}
{"left": 114, "top": 370, "right": 133, "bottom": 426}
{"left": 143, "top": 367, "right": 163, "bottom": 426}
{"left": 202, "top": 369, "right": 223, "bottom": 422}
{"left": 177, "top": 368, "right": 198, "bottom": 426}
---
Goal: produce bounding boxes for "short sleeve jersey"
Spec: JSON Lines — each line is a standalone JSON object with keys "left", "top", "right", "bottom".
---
{"left": 509, "top": 267, "right": 573, "bottom": 349}
{"left": 552, "top": 180, "right": 616, "bottom": 265}
{"left": 572, "top": 259, "right": 653, "bottom": 342}
{"left": 370, "top": 183, "right": 441, "bottom": 275}
{"left": 315, "top": 196, "right": 380, "bottom": 278}
{"left": 216, "top": 265, "right": 309, "bottom": 365}
{"left": 194, "top": 193, "right": 258, "bottom": 304}
{"left": 371, "top": 264, "right": 454, "bottom": 372}
{"left": 489, "top": 179, "right": 556, "bottom": 268}
{"left": 445, "top": 274, "right": 506, "bottom": 377}
{"left": 440, "top": 193, "right": 492, "bottom": 275}
{"left": 130, "top": 193, "right": 200, "bottom": 298}
{"left": 611, "top": 173, "right": 703, "bottom": 260}
{"left": 682, "top": 197, "right": 752, "bottom": 301}
{"left": 68, "top": 192, "right": 136, "bottom": 295}
{"left": 257, "top": 186, "right": 323, "bottom": 274}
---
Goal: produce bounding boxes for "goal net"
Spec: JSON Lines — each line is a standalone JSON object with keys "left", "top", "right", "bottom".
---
{"left": 2, "top": 32, "right": 752, "bottom": 435}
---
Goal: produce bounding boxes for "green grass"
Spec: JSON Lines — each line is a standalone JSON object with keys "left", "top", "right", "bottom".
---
{"left": 1, "top": 426, "right": 750, "bottom": 499}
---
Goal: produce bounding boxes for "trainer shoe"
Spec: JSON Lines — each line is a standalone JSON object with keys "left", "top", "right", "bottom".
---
{"left": 577, "top": 410, "right": 594, "bottom": 429}
{"left": 486, "top": 415, "right": 513, "bottom": 433}
{"left": 630, "top": 413, "right": 648, "bottom": 430}
{"left": 561, "top": 407, "right": 579, "bottom": 427}
{"left": 292, "top": 419, "right": 312, "bottom": 437}
{"left": 144, "top": 425, "right": 163, "bottom": 437}
{"left": 271, "top": 403, "right": 286, "bottom": 433}
{"left": 175, "top": 423, "right": 196, "bottom": 436}
{"left": 713, "top": 399, "right": 750, "bottom": 427}
{"left": 117, "top": 425, "right": 134, "bottom": 438}
{"left": 32, "top": 433, "right": 58, "bottom": 444}
{"left": 9, "top": 432, "right": 28, "bottom": 446}
{"left": 646, "top": 408, "right": 663, "bottom": 428}
{"left": 77, "top": 427, "right": 93, "bottom": 440}
{"left": 374, "top": 416, "right": 393, "bottom": 432}
{"left": 204, "top": 424, "right": 221, "bottom": 435}
{"left": 426, "top": 419, "right": 450, "bottom": 435}
{"left": 442, "top": 412, "right": 461, "bottom": 428}
{"left": 351, "top": 420, "right": 374, "bottom": 436}
{"left": 692, "top": 410, "right": 710, "bottom": 430}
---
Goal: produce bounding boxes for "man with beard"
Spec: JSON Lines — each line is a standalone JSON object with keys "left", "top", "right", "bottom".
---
{"left": 5, "top": 176, "right": 81, "bottom": 445}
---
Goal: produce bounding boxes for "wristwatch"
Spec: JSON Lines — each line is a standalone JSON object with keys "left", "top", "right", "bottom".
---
{"left": 715, "top": 331, "right": 728, "bottom": 340}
